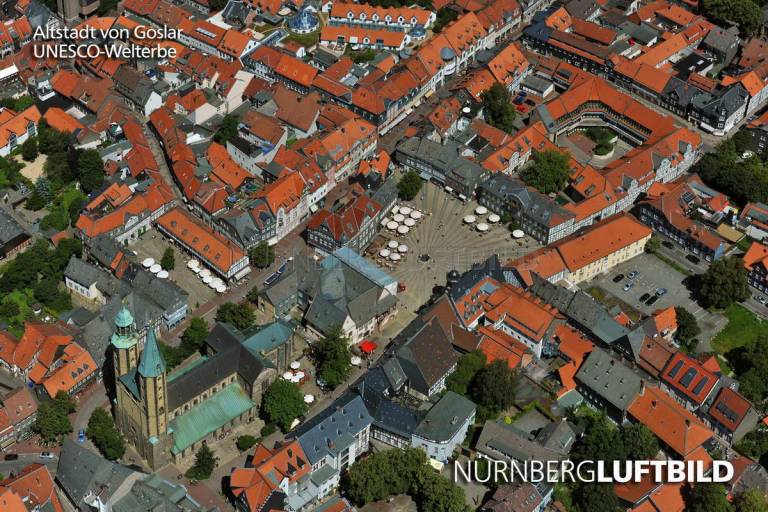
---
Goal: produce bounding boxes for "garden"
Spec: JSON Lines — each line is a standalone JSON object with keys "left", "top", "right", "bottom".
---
{"left": 584, "top": 127, "right": 617, "bottom": 156}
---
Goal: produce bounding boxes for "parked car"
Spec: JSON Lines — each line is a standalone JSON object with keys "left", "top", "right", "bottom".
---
{"left": 78, "top": 429, "right": 86, "bottom": 443}
{"left": 513, "top": 96, "right": 524, "bottom": 105}
{"left": 623, "top": 282, "right": 634, "bottom": 291}
{"left": 662, "top": 240, "right": 675, "bottom": 250}
{"left": 760, "top": 296, "right": 767, "bottom": 305}
{"left": 628, "top": 270, "right": 639, "bottom": 279}
{"left": 640, "top": 293, "right": 651, "bottom": 302}
{"left": 4, "top": 453, "right": 18, "bottom": 460}
{"left": 686, "top": 254, "right": 701, "bottom": 264}
{"left": 646, "top": 296, "right": 659, "bottom": 305}
{"left": 656, "top": 288, "right": 668, "bottom": 296}
{"left": 613, "top": 274, "right": 625, "bottom": 283}
{"left": 40, "top": 452, "right": 55, "bottom": 460}
{"left": 516, "top": 105, "right": 527, "bottom": 113}
{"left": 525, "top": 99, "right": 536, "bottom": 106}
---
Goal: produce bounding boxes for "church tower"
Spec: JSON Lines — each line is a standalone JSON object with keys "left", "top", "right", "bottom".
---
{"left": 111, "top": 307, "right": 139, "bottom": 378}
{"left": 137, "top": 328, "right": 168, "bottom": 442}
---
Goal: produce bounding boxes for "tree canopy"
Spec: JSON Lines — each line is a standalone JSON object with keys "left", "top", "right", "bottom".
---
{"left": 180, "top": 317, "right": 209, "bottom": 355}
{"left": 726, "top": 335, "right": 768, "bottom": 402}
{"left": 86, "top": 408, "right": 126, "bottom": 461}
{"left": 78, "top": 150, "right": 105, "bottom": 194}
{"left": 314, "top": 326, "right": 352, "bottom": 389}
{"left": 469, "top": 359, "right": 517, "bottom": 420}
{"left": 645, "top": 235, "right": 661, "bottom": 254}
{"left": 185, "top": 444, "right": 218, "bottom": 480}
{"left": 697, "top": 256, "right": 749, "bottom": 309}
{"left": 236, "top": 435, "right": 259, "bottom": 452}
{"left": 214, "top": 114, "right": 239, "bottom": 144}
{"left": 735, "top": 489, "right": 768, "bottom": 512}
{"left": 675, "top": 306, "right": 700, "bottom": 353}
{"left": 684, "top": 483, "right": 734, "bottom": 512}
{"left": 21, "top": 137, "right": 38, "bottom": 162}
{"left": 481, "top": 83, "right": 516, "bottom": 134}
{"left": 261, "top": 379, "right": 308, "bottom": 432}
{"left": 161, "top": 247, "right": 175, "bottom": 271}
{"left": 520, "top": 149, "right": 571, "bottom": 194}
{"left": 446, "top": 350, "right": 486, "bottom": 396}
{"left": 696, "top": 132, "right": 768, "bottom": 205}
{"left": 344, "top": 447, "right": 469, "bottom": 511}
{"left": 33, "top": 392, "right": 75, "bottom": 445}
{"left": 397, "top": 170, "right": 423, "bottom": 201}
{"left": 702, "top": 0, "right": 762, "bottom": 36}
{"left": 215, "top": 302, "right": 255, "bottom": 330}
{"left": 249, "top": 241, "right": 275, "bottom": 269}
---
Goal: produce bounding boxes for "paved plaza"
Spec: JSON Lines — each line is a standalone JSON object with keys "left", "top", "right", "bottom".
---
{"left": 366, "top": 181, "right": 541, "bottom": 311}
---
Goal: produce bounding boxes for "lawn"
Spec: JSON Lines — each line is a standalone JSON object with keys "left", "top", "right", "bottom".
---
{"left": 711, "top": 304, "right": 766, "bottom": 354}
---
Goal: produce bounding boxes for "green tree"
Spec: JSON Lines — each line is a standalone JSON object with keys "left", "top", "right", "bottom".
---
{"left": 68, "top": 196, "right": 86, "bottom": 227}
{"left": 520, "top": 149, "right": 571, "bottom": 194}
{"left": 572, "top": 483, "right": 620, "bottom": 512}
{"left": 214, "top": 114, "right": 239, "bottom": 144}
{"left": 215, "top": 301, "right": 255, "bottom": 330}
{"left": 314, "top": 326, "right": 352, "bottom": 389}
{"left": 735, "top": 489, "right": 768, "bottom": 512}
{"left": 86, "top": 408, "right": 126, "bottom": 461}
{"left": 415, "top": 469, "right": 470, "bottom": 512}
{"left": 698, "top": 256, "right": 750, "bottom": 309}
{"left": 735, "top": 428, "right": 768, "bottom": 460}
{"left": 622, "top": 423, "right": 659, "bottom": 460}
{"left": 185, "top": 444, "right": 218, "bottom": 480}
{"left": 726, "top": 335, "right": 768, "bottom": 402}
{"left": 571, "top": 410, "right": 625, "bottom": 463}
{"left": 702, "top": 0, "right": 762, "bottom": 36}
{"left": 397, "top": 170, "right": 423, "bottom": 201}
{"left": 0, "top": 301, "right": 19, "bottom": 319}
{"left": 261, "top": 379, "right": 308, "bottom": 432}
{"left": 249, "top": 241, "right": 274, "bottom": 269}
{"left": 40, "top": 206, "right": 69, "bottom": 231}
{"left": 180, "top": 317, "right": 208, "bottom": 355}
{"left": 432, "top": 6, "right": 459, "bottom": 32}
{"left": 78, "top": 150, "right": 104, "bottom": 193}
{"left": 32, "top": 391, "right": 75, "bottom": 445}
{"left": 236, "top": 435, "right": 259, "bottom": 452}
{"left": 675, "top": 306, "right": 700, "bottom": 353}
{"left": 246, "top": 286, "right": 260, "bottom": 304}
{"left": 684, "top": 483, "right": 734, "bottom": 512}
{"left": 161, "top": 247, "right": 175, "bottom": 271}
{"left": 21, "top": 137, "right": 38, "bottom": 161}
{"left": 469, "top": 359, "right": 516, "bottom": 420}
{"left": 37, "top": 119, "right": 69, "bottom": 155}
{"left": 481, "top": 83, "right": 516, "bottom": 134}
{"left": 645, "top": 235, "right": 661, "bottom": 254}
{"left": 446, "top": 350, "right": 486, "bottom": 396}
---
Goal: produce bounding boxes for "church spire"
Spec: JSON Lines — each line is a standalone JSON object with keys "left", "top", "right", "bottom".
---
{"left": 137, "top": 327, "right": 166, "bottom": 378}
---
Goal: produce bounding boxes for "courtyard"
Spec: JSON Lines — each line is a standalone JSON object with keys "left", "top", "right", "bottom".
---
{"left": 364, "top": 181, "right": 541, "bottom": 314}
{"left": 132, "top": 229, "right": 217, "bottom": 309}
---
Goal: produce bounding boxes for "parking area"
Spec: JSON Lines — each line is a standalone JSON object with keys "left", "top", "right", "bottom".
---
{"left": 132, "top": 229, "right": 217, "bottom": 308}
{"left": 585, "top": 253, "right": 727, "bottom": 351}
{"left": 365, "top": 180, "right": 542, "bottom": 313}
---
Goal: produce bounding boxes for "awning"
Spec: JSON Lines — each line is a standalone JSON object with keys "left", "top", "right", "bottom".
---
{"left": 359, "top": 340, "right": 378, "bottom": 354}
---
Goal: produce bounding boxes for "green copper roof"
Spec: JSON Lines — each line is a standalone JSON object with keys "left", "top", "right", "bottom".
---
{"left": 169, "top": 383, "right": 255, "bottom": 454}
{"left": 111, "top": 331, "right": 138, "bottom": 350}
{"left": 115, "top": 307, "right": 134, "bottom": 328}
{"left": 138, "top": 328, "right": 166, "bottom": 378}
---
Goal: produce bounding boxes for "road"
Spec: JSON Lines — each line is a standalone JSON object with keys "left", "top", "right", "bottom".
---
{"left": 71, "top": 382, "right": 109, "bottom": 446}
{"left": 143, "top": 124, "right": 183, "bottom": 203}
{"left": 0, "top": 452, "right": 58, "bottom": 476}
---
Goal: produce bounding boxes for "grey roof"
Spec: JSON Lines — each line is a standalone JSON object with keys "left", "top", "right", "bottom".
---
{"left": 702, "top": 25, "right": 740, "bottom": 53}
{"left": 57, "top": 438, "right": 138, "bottom": 509}
{"left": 86, "top": 234, "right": 128, "bottom": 270}
{"left": 575, "top": 348, "right": 642, "bottom": 412}
{"left": 295, "top": 394, "right": 373, "bottom": 466}
{"left": 113, "top": 65, "right": 157, "bottom": 106}
{"left": 395, "top": 320, "right": 458, "bottom": 396}
{"left": 413, "top": 391, "right": 475, "bottom": 442}
{"left": 65, "top": 256, "right": 109, "bottom": 288}
{"left": 166, "top": 323, "right": 272, "bottom": 410}
{"left": 476, "top": 420, "right": 568, "bottom": 462}
{"left": 478, "top": 174, "right": 574, "bottom": 228}
{"left": 0, "top": 208, "right": 28, "bottom": 245}
{"left": 530, "top": 275, "right": 627, "bottom": 344}
{"left": 267, "top": 249, "right": 397, "bottom": 336}
{"left": 395, "top": 136, "right": 486, "bottom": 191}
{"left": 124, "top": 267, "right": 188, "bottom": 315}
{"left": 692, "top": 84, "right": 749, "bottom": 119}
{"left": 662, "top": 77, "right": 703, "bottom": 109}
{"left": 112, "top": 473, "right": 205, "bottom": 512}
{"left": 357, "top": 368, "right": 424, "bottom": 439}
{"left": 564, "top": 0, "right": 599, "bottom": 19}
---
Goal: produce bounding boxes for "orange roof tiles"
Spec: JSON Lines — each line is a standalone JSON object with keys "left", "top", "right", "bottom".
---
{"left": 556, "top": 214, "right": 651, "bottom": 271}
{"left": 708, "top": 387, "right": 755, "bottom": 434}
{"left": 571, "top": 18, "right": 617, "bottom": 45}
{"left": 476, "top": 325, "right": 531, "bottom": 369}
{"left": 487, "top": 42, "right": 529, "bottom": 88}
{"left": 330, "top": 2, "right": 433, "bottom": 25}
{"left": 41, "top": 343, "right": 97, "bottom": 398}
{"left": 628, "top": 385, "right": 713, "bottom": 457}
{"left": 744, "top": 241, "right": 768, "bottom": 272}
{"left": 0, "top": 464, "right": 62, "bottom": 512}
{"left": 274, "top": 54, "right": 317, "bottom": 88}
{"left": 42, "top": 107, "right": 85, "bottom": 134}
{"left": 661, "top": 352, "right": 718, "bottom": 406}
{"left": 255, "top": 171, "right": 304, "bottom": 215}
{"left": 0, "top": 105, "right": 40, "bottom": 148}
{"left": 651, "top": 307, "right": 677, "bottom": 336}
{"left": 656, "top": 4, "right": 696, "bottom": 26}
{"left": 0, "top": 487, "right": 25, "bottom": 512}
{"left": 157, "top": 207, "right": 247, "bottom": 275}
{"left": 207, "top": 142, "right": 249, "bottom": 190}
{"left": 545, "top": 7, "right": 572, "bottom": 31}
{"left": 320, "top": 25, "right": 406, "bottom": 49}
{"left": 722, "top": 71, "right": 766, "bottom": 97}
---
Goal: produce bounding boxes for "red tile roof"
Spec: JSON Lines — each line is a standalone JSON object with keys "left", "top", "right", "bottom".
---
{"left": 708, "top": 387, "right": 755, "bottom": 434}
{"left": 628, "top": 385, "right": 713, "bottom": 457}
{"left": 661, "top": 352, "right": 718, "bottom": 406}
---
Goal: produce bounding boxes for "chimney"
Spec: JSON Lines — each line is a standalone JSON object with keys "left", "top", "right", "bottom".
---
{"left": 651, "top": 400, "right": 657, "bottom": 408}
{"left": 685, "top": 419, "right": 691, "bottom": 429}
{"left": 640, "top": 380, "right": 646, "bottom": 396}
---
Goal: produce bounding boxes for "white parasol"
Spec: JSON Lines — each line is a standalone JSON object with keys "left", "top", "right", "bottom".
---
{"left": 304, "top": 394, "right": 315, "bottom": 404}
{"left": 387, "top": 221, "right": 398, "bottom": 230}
{"left": 398, "top": 244, "right": 408, "bottom": 253}
{"left": 142, "top": 258, "right": 154, "bottom": 268}
{"left": 379, "top": 248, "right": 391, "bottom": 258}
{"left": 388, "top": 240, "right": 399, "bottom": 249}
{"left": 290, "top": 361, "right": 301, "bottom": 370}
{"left": 475, "top": 206, "right": 488, "bottom": 215}
{"left": 488, "top": 214, "right": 501, "bottom": 223}
{"left": 393, "top": 213, "right": 405, "bottom": 223}
{"left": 157, "top": 270, "right": 169, "bottom": 279}
{"left": 216, "top": 285, "right": 227, "bottom": 293}
{"left": 283, "top": 371, "right": 293, "bottom": 380}
{"left": 199, "top": 268, "right": 212, "bottom": 279}
{"left": 410, "top": 210, "right": 422, "bottom": 220}
{"left": 397, "top": 225, "right": 409, "bottom": 235}
{"left": 350, "top": 356, "right": 362, "bottom": 366}
{"left": 149, "top": 264, "right": 162, "bottom": 274}
{"left": 390, "top": 253, "right": 401, "bottom": 261}
{"left": 477, "top": 223, "right": 489, "bottom": 232}
{"left": 404, "top": 218, "right": 415, "bottom": 227}
{"left": 203, "top": 276, "right": 213, "bottom": 284}
{"left": 512, "top": 229, "right": 525, "bottom": 239}
{"left": 463, "top": 215, "right": 476, "bottom": 224}
{"left": 400, "top": 206, "right": 412, "bottom": 215}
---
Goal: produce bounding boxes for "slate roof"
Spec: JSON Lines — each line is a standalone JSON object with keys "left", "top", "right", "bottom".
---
{"left": 56, "top": 438, "right": 136, "bottom": 510}
{"left": 476, "top": 420, "right": 568, "bottom": 462}
{"left": 112, "top": 474, "right": 205, "bottom": 512}
{"left": 413, "top": 391, "right": 475, "bottom": 442}
{"left": 478, "top": 174, "right": 574, "bottom": 229}
{"left": 575, "top": 348, "right": 642, "bottom": 413}
{"left": 0, "top": 208, "right": 28, "bottom": 246}
{"left": 293, "top": 394, "right": 373, "bottom": 466}
{"left": 395, "top": 320, "right": 458, "bottom": 396}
